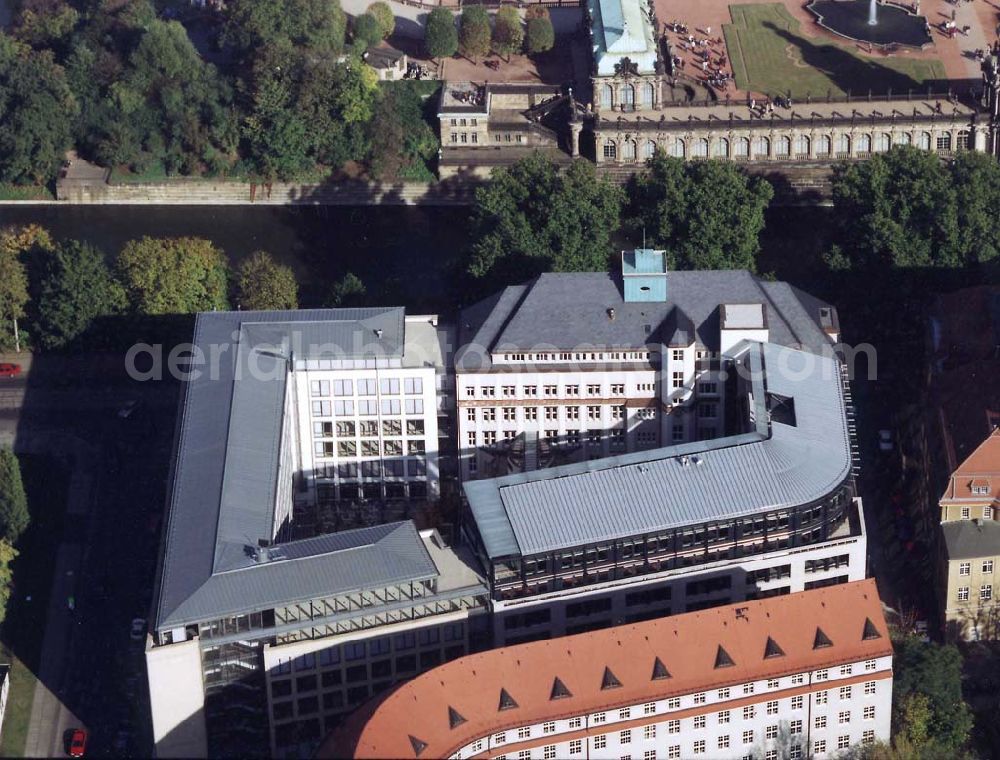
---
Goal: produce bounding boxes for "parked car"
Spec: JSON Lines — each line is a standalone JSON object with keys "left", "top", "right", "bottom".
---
{"left": 130, "top": 617, "right": 147, "bottom": 641}
{"left": 68, "top": 728, "right": 87, "bottom": 757}
{"left": 0, "top": 363, "right": 21, "bottom": 379}
{"left": 878, "top": 429, "right": 894, "bottom": 452}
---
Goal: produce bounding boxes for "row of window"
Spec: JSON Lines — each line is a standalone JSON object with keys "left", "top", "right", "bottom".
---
{"left": 312, "top": 399, "right": 424, "bottom": 417}
{"left": 958, "top": 504, "right": 993, "bottom": 519}
{"left": 467, "top": 429, "right": 659, "bottom": 447}
{"left": 485, "top": 731, "right": 877, "bottom": 760}
{"left": 314, "top": 439, "right": 425, "bottom": 458}
{"left": 465, "top": 382, "right": 637, "bottom": 398}
{"left": 494, "top": 351, "right": 654, "bottom": 364}
{"left": 602, "top": 131, "right": 969, "bottom": 161}
{"left": 313, "top": 419, "right": 424, "bottom": 438}
{"left": 958, "top": 559, "right": 994, "bottom": 575}
{"left": 957, "top": 584, "right": 993, "bottom": 601}
{"left": 310, "top": 378, "right": 422, "bottom": 397}
{"left": 469, "top": 405, "right": 629, "bottom": 422}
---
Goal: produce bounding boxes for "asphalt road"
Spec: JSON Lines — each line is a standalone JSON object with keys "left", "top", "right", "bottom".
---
{"left": 4, "top": 355, "right": 179, "bottom": 758}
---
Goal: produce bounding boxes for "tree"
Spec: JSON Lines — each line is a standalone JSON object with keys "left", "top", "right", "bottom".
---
{"left": 0, "top": 540, "right": 17, "bottom": 627}
{"left": 0, "top": 32, "right": 77, "bottom": 184}
{"left": 222, "top": 0, "right": 347, "bottom": 57}
{"left": 236, "top": 251, "right": 299, "bottom": 310}
{"left": 892, "top": 637, "right": 973, "bottom": 752}
{"left": 327, "top": 272, "right": 367, "bottom": 307}
{"left": 353, "top": 13, "right": 383, "bottom": 53}
{"left": 242, "top": 70, "right": 314, "bottom": 180}
{"left": 13, "top": 0, "right": 80, "bottom": 50}
{"left": 831, "top": 146, "right": 961, "bottom": 269}
{"left": 30, "top": 240, "right": 126, "bottom": 350}
{"left": 628, "top": 153, "right": 774, "bottom": 271}
{"left": 493, "top": 6, "right": 523, "bottom": 60}
{"left": 367, "top": 82, "right": 438, "bottom": 181}
{"left": 117, "top": 237, "right": 230, "bottom": 314}
{"left": 525, "top": 12, "right": 554, "bottom": 55}
{"left": 0, "top": 449, "right": 28, "bottom": 546}
{"left": 367, "top": 2, "right": 395, "bottom": 39}
{"left": 949, "top": 150, "right": 1000, "bottom": 266}
{"left": 468, "top": 152, "right": 625, "bottom": 281}
{"left": 424, "top": 8, "right": 457, "bottom": 60}
{"left": 459, "top": 6, "right": 491, "bottom": 62}
{"left": 0, "top": 226, "right": 47, "bottom": 351}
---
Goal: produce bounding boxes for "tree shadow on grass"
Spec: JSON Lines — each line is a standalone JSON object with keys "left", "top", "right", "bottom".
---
{"left": 761, "top": 22, "right": 949, "bottom": 98}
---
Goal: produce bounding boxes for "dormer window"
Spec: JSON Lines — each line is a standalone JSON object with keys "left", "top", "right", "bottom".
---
{"left": 973, "top": 485, "right": 991, "bottom": 495}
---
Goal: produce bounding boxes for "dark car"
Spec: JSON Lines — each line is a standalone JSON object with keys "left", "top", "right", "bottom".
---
{"left": 0, "top": 363, "right": 21, "bottom": 379}
{"left": 68, "top": 728, "right": 87, "bottom": 757}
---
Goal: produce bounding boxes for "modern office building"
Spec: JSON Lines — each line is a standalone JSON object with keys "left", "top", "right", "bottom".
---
{"left": 463, "top": 340, "right": 866, "bottom": 645}
{"left": 146, "top": 309, "right": 488, "bottom": 759}
{"left": 938, "top": 427, "right": 1000, "bottom": 640}
{"left": 322, "top": 579, "right": 893, "bottom": 760}
{"left": 456, "top": 251, "right": 841, "bottom": 481}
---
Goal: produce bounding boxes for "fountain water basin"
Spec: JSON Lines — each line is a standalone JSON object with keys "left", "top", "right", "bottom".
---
{"left": 807, "top": 0, "right": 932, "bottom": 47}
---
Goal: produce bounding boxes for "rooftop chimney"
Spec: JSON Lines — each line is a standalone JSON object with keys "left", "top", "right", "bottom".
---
{"left": 607, "top": 307, "right": 616, "bottom": 321}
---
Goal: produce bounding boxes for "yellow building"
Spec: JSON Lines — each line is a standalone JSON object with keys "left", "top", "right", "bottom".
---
{"left": 939, "top": 428, "right": 1000, "bottom": 640}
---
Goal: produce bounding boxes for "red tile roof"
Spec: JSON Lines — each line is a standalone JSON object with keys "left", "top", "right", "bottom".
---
{"left": 940, "top": 428, "right": 1000, "bottom": 504}
{"left": 322, "top": 580, "right": 891, "bottom": 759}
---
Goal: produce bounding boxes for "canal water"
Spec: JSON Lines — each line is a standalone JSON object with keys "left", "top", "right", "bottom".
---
{"left": 0, "top": 205, "right": 474, "bottom": 313}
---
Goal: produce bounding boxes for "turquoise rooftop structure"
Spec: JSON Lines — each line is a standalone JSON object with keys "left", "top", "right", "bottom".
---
{"left": 622, "top": 248, "right": 668, "bottom": 302}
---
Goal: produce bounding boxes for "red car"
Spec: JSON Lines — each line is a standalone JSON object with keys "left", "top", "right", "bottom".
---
{"left": 0, "top": 363, "right": 21, "bottom": 379}
{"left": 68, "top": 728, "right": 87, "bottom": 757}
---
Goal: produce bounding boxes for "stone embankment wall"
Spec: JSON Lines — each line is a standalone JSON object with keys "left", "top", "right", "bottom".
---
{"left": 55, "top": 177, "right": 481, "bottom": 205}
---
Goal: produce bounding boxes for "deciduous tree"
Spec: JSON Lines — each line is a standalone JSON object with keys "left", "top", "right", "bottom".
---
{"left": 493, "top": 6, "right": 523, "bottom": 60}
{"left": 0, "top": 225, "right": 53, "bottom": 350}
{"left": 424, "top": 8, "right": 457, "bottom": 60}
{"left": 367, "top": 2, "right": 395, "bottom": 39}
{"left": 327, "top": 272, "right": 367, "bottom": 307}
{"left": 525, "top": 11, "right": 554, "bottom": 55}
{"left": 30, "top": 239, "right": 126, "bottom": 350}
{"left": 0, "top": 539, "right": 17, "bottom": 626}
{"left": 628, "top": 153, "right": 774, "bottom": 271}
{"left": 830, "top": 146, "right": 961, "bottom": 269}
{"left": 236, "top": 251, "right": 299, "bottom": 310}
{"left": 468, "top": 152, "right": 625, "bottom": 281}
{"left": 0, "top": 32, "right": 77, "bottom": 184}
{"left": 117, "top": 237, "right": 230, "bottom": 314}
{"left": 459, "top": 5, "right": 491, "bottom": 62}
{"left": 352, "top": 13, "right": 383, "bottom": 53}
{"left": 0, "top": 449, "right": 29, "bottom": 545}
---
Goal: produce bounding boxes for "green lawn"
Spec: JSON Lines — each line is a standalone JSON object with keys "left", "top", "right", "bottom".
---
{"left": 0, "top": 184, "right": 55, "bottom": 201}
{"left": 0, "top": 456, "right": 69, "bottom": 757}
{"left": 723, "top": 4, "right": 946, "bottom": 99}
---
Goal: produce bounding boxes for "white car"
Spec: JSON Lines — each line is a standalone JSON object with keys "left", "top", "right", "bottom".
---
{"left": 130, "top": 618, "right": 147, "bottom": 641}
{"left": 878, "top": 430, "right": 894, "bottom": 452}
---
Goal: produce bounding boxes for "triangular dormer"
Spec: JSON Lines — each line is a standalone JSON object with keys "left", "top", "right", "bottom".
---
{"left": 652, "top": 656, "right": 671, "bottom": 680}
{"left": 862, "top": 617, "right": 882, "bottom": 641}
{"left": 814, "top": 627, "right": 833, "bottom": 649}
{"left": 448, "top": 706, "right": 466, "bottom": 729}
{"left": 498, "top": 688, "right": 518, "bottom": 711}
{"left": 601, "top": 666, "right": 623, "bottom": 689}
{"left": 714, "top": 645, "right": 735, "bottom": 668}
{"left": 550, "top": 677, "right": 572, "bottom": 700}
{"left": 409, "top": 735, "right": 428, "bottom": 756}
{"left": 763, "top": 636, "right": 785, "bottom": 659}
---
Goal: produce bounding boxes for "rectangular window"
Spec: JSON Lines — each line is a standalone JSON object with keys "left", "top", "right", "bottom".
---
{"left": 960, "top": 562, "right": 971, "bottom": 576}
{"left": 667, "top": 698, "right": 680, "bottom": 710}
{"left": 766, "top": 725, "right": 778, "bottom": 739}
{"left": 838, "top": 710, "right": 850, "bottom": 724}
{"left": 982, "top": 584, "right": 993, "bottom": 601}
{"left": 816, "top": 669, "right": 829, "bottom": 681}
{"left": 743, "top": 682, "right": 755, "bottom": 695}
{"left": 718, "top": 735, "right": 730, "bottom": 749}
{"left": 644, "top": 725, "right": 656, "bottom": 739}
{"left": 864, "top": 680, "right": 876, "bottom": 695}
{"left": 816, "top": 691, "right": 828, "bottom": 705}
{"left": 863, "top": 730, "right": 875, "bottom": 745}
{"left": 693, "top": 715, "right": 705, "bottom": 729}
{"left": 310, "top": 380, "right": 330, "bottom": 396}
{"left": 959, "top": 586, "right": 970, "bottom": 601}
{"left": 742, "top": 730, "right": 754, "bottom": 745}
{"left": 643, "top": 702, "right": 656, "bottom": 716}
{"left": 668, "top": 747, "right": 680, "bottom": 760}
{"left": 767, "top": 700, "right": 778, "bottom": 715}
{"left": 569, "top": 740, "right": 582, "bottom": 755}
{"left": 791, "top": 696, "right": 803, "bottom": 709}
{"left": 815, "top": 716, "right": 827, "bottom": 729}
{"left": 543, "top": 722, "right": 555, "bottom": 734}
{"left": 839, "top": 686, "right": 852, "bottom": 700}
{"left": 312, "top": 400, "right": 331, "bottom": 416}
{"left": 718, "top": 710, "right": 730, "bottom": 724}
{"left": 593, "top": 735, "right": 606, "bottom": 750}
{"left": 814, "top": 740, "right": 826, "bottom": 754}
{"left": 790, "top": 719, "right": 803, "bottom": 734}
{"left": 620, "top": 729, "right": 631, "bottom": 744}
{"left": 985, "top": 560, "right": 995, "bottom": 573}
{"left": 693, "top": 692, "right": 706, "bottom": 704}
{"left": 672, "top": 371, "right": 683, "bottom": 388}
{"left": 543, "top": 746, "right": 555, "bottom": 760}
{"left": 667, "top": 720, "right": 680, "bottom": 734}
{"left": 524, "top": 407, "right": 537, "bottom": 421}
{"left": 568, "top": 717, "right": 582, "bottom": 729}
{"left": 864, "top": 705, "right": 875, "bottom": 720}
{"left": 742, "top": 706, "right": 755, "bottom": 720}
{"left": 693, "top": 740, "right": 705, "bottom": 754}
{"left": 838, "top": 735, "right": 850, "bottom": 750}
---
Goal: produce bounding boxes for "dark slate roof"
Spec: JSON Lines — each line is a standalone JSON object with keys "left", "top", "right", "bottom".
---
{"left": 941, "top": 519, "right": 1000, "bottom": 560}
{"left": 464, "top": 342, "right": 852, "bottom": 559}
{"left": 153, "top": 308, "right": 438, "bottom": 632}
{"left": 456, "top": 271, "right": 833, "bottom": 371}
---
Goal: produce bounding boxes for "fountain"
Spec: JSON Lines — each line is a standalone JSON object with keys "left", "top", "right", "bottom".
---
{"left": 807, "top": 0, "right": 931, "bottom": 47}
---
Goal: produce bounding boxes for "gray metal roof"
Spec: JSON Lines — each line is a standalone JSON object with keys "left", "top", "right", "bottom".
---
{"left": 456, "top": 271, "right": 834, "bottom": 370}
{"left": 941, "top": 519, "right": 1000, "bottom": 561}
{"left": 464, "top": 342, "right": 852, "bottom": 559}
{"left": 154, "top": 308, "right": 436, "bottom": 632}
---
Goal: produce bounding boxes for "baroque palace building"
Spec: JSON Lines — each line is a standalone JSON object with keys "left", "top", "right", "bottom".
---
{"left": 438, "top": 0, "right": 1000, "bottom": 174}
{"left": 322, "top": 580, "right": 893, "bottom": 760}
